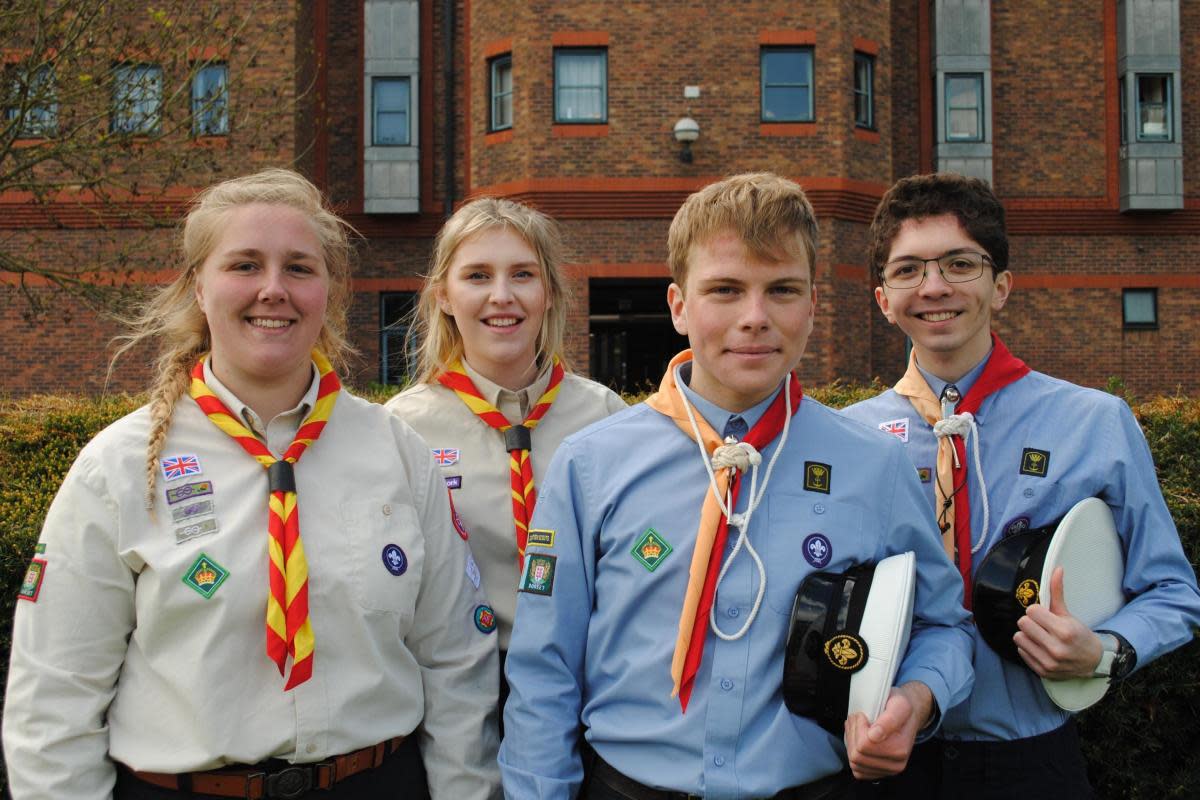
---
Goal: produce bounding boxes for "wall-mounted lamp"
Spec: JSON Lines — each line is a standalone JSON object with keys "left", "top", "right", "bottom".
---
{"left": 673, "top": 115, "right": 700, "bottom": 163}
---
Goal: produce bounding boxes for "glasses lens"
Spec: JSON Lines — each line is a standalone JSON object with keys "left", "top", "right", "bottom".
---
{"left": 938, "top": 253, "right": 986, "bottom": 283}
{"left": 882, "top": 260, "right": 924, "bottom": 289}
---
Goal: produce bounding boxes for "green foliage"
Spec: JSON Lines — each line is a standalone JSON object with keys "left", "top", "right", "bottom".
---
{"left": 0, "top": 389, "right": 1198, "bottom": 797}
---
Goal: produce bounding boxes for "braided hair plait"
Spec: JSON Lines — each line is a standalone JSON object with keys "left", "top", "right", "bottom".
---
{"left": 141, "top": 348, "right": 203, "bottom": 509}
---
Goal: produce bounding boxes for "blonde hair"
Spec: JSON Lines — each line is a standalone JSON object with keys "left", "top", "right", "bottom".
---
{"left": 410, "top": 197, "right": 571, "bottom": 384}
{"left": 110, "top": 167, "right": 357, "bottom": 507}
{"left": 667, "top": 172, "right": 819, "bottom": 289}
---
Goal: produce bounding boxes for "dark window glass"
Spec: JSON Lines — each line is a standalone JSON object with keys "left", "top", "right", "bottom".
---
{"left": 1122, "top": 288, "right": 1157, "bottom": 330}
{"left": 854, "top": 52, "right": 874, "bottom": 129}
{"left": 1136, "top": 74, "right": 1171, "bottom": 142}
{"left": 761, "top": 47, "right": 813, "bottom": 122}
{"left": 381, "top": 292, "right": 418, "bottom": 385}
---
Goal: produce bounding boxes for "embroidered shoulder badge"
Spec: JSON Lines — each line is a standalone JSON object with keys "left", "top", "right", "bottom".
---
{"left": 631, "top": 528, "right": 673, "bottom": 572}
{"left": 878, "top": 418, "right": 909, "bottom": 442}
{"left": 824, "top": 632, "right": 869, "bottom": 672}
{"left": 160, "top": 454, "right": 203, "bottom": 481}
{"left": 474, "top": 604, "right": 497, "bottom": 633}
{"left": 183, "top": 553, "right": 229, "bottom": 599}
{"left": 382, "top": 544, "right": 408, "bottom": 576}
{"left": 527, "top": 529, "right": 556, "bottom": 549}
{"left": 432, "top": 448, "right": 460, "bottom": 466}
{"left": 804, "top": 461, "right": 832, "bottom": 494}
{"left": 519, "top": 553, "right": 557, "bottom": 596}
{"left": 166, "top": 480, "right": 214, "bottom": 505}
{"left": 1020, "top": 448, "right": 1050, "bottom": 477}
{"left": 18, "top": 558, "right": 47, "bottom": 602}
{"left": 916, "top": 467, "right": 932, "bottom": 483}
{"left": 803, "top": 533, "right": 832, "bottom": 568}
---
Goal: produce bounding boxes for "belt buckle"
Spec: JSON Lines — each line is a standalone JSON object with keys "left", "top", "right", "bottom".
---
{"left": 266, "top": 766, "right": 313, "bottom": 799}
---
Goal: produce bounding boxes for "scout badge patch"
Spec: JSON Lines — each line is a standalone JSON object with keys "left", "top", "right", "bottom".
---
{"left": 1020, "top": 448, "right": 1050, "bottom": 477}
{"left": 518, "top": 553, "right": 557, "bottom": 596}
{"left": 804, "top": 462, "right": 831, "bottom": 494}
{"left": 160, "top": 454, "right": 203, "bottom": 481}
{"left": 182, "top": 554, "right": 229, "bottom": 599}
{"left": 878, "top": 418, "right": 909, "bottom": 442}
{"left": 18, "top": 558, "right": 47, "bottom": 602}
{"left": 973, "top": 497, "right": 1124, "bottom": 711}
{"left": 474, "top": 604, "right": 497, "bottom": 633}
{"left": 631, "top": 528, "right": 673, "bottom": 572}
{"left": 783, "top": 552, "right": 916, "bottom": 734}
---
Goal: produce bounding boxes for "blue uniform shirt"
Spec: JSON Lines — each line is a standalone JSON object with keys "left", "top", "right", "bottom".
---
{"left": 499, "top": 386, "right": 974, "bottom": 799}
{"left": 843, "top": 364, "right": 1200, "bottom": 742}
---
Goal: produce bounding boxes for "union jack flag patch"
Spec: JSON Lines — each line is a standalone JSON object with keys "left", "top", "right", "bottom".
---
{"left": 878, "top": 418, "right": 909, "bottom": 443}
{"left": 161, "top": 454, "right": 203, "bottom": 480}
{"left": 432, "top": 448, "right": 460, "bottom": 466}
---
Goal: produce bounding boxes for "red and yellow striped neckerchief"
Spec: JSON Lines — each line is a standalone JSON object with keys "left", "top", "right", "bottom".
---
{"left": 437, "top": 358, "right": 564, "bottom": 567}
{"left": 188, "top": 350, "right": 340, "bottom": 690}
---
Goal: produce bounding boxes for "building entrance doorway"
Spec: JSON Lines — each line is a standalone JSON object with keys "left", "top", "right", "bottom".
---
{"left": 589, "top": 278, "right": 687, "bottom": 394}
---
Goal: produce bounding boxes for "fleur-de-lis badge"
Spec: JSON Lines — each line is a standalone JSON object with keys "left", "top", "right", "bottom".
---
{"left": 823, "top": 633, "right": 868, "bottom": 672}
{"left": 1015, "top": 578, "right": 1040, "bottom": 607}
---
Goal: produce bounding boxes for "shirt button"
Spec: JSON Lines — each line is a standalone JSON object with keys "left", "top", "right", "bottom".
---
{"left": 813, "top": 503, "right": 826, "bottom": 514}
{"left": 1023, "top": 488, "right": 1035, "bottom": 498}
{"left": 305, "top": 743, "right": 317, "bottom": 754}
{"left": 714, "top": 755, "right": 725, "bottom": 767}
{"left": 720, "top": 678, "right": 734, "bottom": 691}
{"left": 382, "top": 504, "right": 392, "bottom": 516}
{"left": 727, "top": 606, "right": 739, "bottom": 618}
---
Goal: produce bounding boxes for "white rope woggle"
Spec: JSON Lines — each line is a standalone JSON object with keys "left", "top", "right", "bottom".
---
{"left": 674, "top": 365, "right": 792, "bottom": 641}
{"left": 933, "top": 412, "right": 990, "bottom": 554}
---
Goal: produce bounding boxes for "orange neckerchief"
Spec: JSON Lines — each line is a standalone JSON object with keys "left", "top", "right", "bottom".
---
{"left": 189, "top": 350, "right": 340, "bottom": 690}
{"left": 646, "top": 350, "right": 803, "bottom": 711}
{"left": 437, "top": 358, "right": 564, "bottom": 567}
{"left": 895, "top": 334, "right": 1029, "bottom": 607}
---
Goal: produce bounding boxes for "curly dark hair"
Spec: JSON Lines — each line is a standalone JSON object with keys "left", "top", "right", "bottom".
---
{"left": 868, "top": 173, "right": 1009, "bottom": 281}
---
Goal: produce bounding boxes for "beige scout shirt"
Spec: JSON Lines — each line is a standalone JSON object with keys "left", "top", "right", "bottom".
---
{"left": 3, "top": 363, "right": 501, "bottom": 800}
{"left": 385, "top": 360, "right": 625, "bottom": 649}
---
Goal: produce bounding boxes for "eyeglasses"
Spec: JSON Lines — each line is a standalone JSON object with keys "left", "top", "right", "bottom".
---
{"left": 880, "top": 251, "right": 995, "bottom": 290}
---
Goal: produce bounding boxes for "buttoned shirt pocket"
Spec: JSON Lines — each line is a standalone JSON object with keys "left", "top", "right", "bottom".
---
{"left": 765, "top": 493, "right": 866, "bottom": 615}
{"left": 993, "top": 479, "right": 1064, "bottom": 544}
{"left": 341, "top": 500, "right": 424, "bottom": 619}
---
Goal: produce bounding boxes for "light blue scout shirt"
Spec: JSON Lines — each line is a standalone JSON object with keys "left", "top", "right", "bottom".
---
{"left": 842, "top": 358, "right": 1200, "bottom": 742}
{"left": 499, "top": 376, "right": 974, "bottom": 799}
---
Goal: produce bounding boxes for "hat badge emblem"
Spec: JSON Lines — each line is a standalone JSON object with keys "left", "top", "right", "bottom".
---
{"left": 1015, "top": 578, "right": 1040, "bottom": 607}
{"left": 823, "top": 633, "right": 868, "bottom": 672}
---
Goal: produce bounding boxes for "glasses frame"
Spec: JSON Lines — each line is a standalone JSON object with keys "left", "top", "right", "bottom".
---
{"left": 880, "top": 251, "right": 996, "bottom": 290}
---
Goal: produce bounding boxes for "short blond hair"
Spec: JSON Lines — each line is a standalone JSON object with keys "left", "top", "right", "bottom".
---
{"left": 111, "top": 167, "right": 358, "bottom": 507}
{"left": 411, "top": 197, "right": 571, "bottom": 384}
{"left": 667, "top": 172, "right": 819, "bottom": 289}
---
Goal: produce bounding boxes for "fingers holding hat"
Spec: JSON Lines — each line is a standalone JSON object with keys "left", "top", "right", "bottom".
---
{"left": 1014, "top": 566, "right": 1105, "bottom": 679}
{"left": 844, "top": 682, "right": 930, "bottom": 781}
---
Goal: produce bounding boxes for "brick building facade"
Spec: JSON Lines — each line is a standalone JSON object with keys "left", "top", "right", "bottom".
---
{"left": 3, "top": 0, "right": 1199, "bottom": 396}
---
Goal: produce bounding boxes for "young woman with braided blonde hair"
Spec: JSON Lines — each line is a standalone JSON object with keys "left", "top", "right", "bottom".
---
{"left": 4, "top": 169, "right": 501, "bottom": 800}
{"left": 385, "top": 197, "right": 624, "bottom": 716}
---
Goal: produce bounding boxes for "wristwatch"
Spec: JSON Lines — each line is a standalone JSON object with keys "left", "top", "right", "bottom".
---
{"left": 1092, "top": 631, "right": 1136, "bottom": 681}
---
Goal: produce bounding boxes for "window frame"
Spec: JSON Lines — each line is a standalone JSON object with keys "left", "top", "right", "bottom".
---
{"left": 760, "top": 46, "right": 815, "bottom": 123}
{"left": 853, "top": 52, "right": 875, "bottom": 130}
{"left": 1134, "top": 73, "right": 1172, "bottom": 143}
{"left": 944, "top": 72, "right": 984, "bottom": 142}
{"left": 1122, "top": 288, "right": 1158, "bottom": 331}
{"left": 4, "top": 63, "right": 57, "bottom": 138}
{"left": 191, "top": 62, "right": 229, "bottom": 137}
{"left": 111, "top": 63, "right": 163, "bottom": 136}
{"left": 553, "top": 47, "right": 607, "bottom": 124}
{"left": 371, "top": 75, "right": 412, "bottom": 147}
{"left": 489, "top": 54, "right": 513, "bottom": 132}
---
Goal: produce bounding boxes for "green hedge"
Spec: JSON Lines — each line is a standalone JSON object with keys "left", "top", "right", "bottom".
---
{"left": 1, "top": 388, "right": 1197, "bottom": 797}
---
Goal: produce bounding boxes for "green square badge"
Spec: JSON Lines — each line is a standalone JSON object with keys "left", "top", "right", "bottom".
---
{"left": 631, "top": 528, "right": 673, "bottom": 572}
{"left": 182, "top": 553, "right": 229, "bottom": 599}
{"left": 519, "top": 554, "right": 557, "bottom": 596}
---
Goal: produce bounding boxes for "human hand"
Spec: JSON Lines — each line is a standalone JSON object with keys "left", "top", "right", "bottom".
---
{"left": 1014, "top": 566, "right": 1103, "bottom": 679}
{"left": 844, "top": 681, "right": 932, "bottom": 780}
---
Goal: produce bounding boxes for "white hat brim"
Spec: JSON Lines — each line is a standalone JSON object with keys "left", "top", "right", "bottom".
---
{"left": 848, "top": 551, "right": 917, "bottom": 723}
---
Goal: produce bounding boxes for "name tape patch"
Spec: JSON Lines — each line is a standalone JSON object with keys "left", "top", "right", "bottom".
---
{"left": 527, "top": 529, "right": 556, "bottom": 549}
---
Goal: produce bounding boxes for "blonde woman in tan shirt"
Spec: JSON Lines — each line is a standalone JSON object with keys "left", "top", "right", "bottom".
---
{"left": 385, "top": 198, "right": 625, "bottom": 711}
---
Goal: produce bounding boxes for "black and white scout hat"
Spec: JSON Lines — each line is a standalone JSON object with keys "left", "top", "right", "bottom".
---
{"left": 782, "top": 551, "right": 917, "bottom": 733}
{"left": 972, "top": 497, "right": 1126, "bottom": 711}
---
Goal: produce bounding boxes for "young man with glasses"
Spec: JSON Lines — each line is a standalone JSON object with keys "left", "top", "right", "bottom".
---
{"left": 842, "top": 173, "right": 1200, "bottom": 797}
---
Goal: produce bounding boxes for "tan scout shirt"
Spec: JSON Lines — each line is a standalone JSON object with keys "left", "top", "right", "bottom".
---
{"left": 3, "top": 363, "right": 501, "bottom": 800}
{"left": 385, "top": 360, "right": 625, "bottom": 648}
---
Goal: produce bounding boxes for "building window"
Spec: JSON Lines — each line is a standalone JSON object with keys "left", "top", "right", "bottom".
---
{"left": 191, "top": 63, "right": 228, "bottom": 136}
{"left": 1122, "top": 288, "right": 1157, "bottom": 330}
{"left": 4, "top": 64, "right": 56, "bottom": 137}
{"left": 854, "top": 52, "right": 874, "bottom": 129}
{"left": 761, "top": 47, "right": 814, "bottom": 122}
{"left": 372, "top": 76, "right": 411, "bottom": 146}
{"left": 554, "top": 48, "right": 606, "bottom": 123}
{"left": 490, "top": 55, "right": 512, "bottom": 131}
{"left": 381, "top": 292, "right": 418, "bottom": 385}
{"left": 945, "top": 73, "right": 984, "bottom": 142}
{"left": 1135, "top": 74, "right": 1171, "bottom": 142}
{"left": 1119, "top": 75, "right": 1127, "bottom": 146}
{"left": 111, "top": 64, "right": 163, "bottom": 135}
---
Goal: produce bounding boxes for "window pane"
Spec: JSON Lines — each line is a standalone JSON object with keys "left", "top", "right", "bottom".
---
{"left": 491, "top": 56, "right": 512, "bottom": 131}
{"left": 6, "top": 64, "right": 57, "bottom": 137}
{"left": 555, "top": 49, "right": 606, "bottom": 122}
{"left": 112, "top": 65, "right": 162, "bottom": 134}
{"left": 945, "top": 74, "right": 982, "bottom": 141}
{"left": 373, "top": 77, "right": 410, "bottom": 145}
{"left": 192, "top": 64, "right": 228, "bottom": 136}
{"left": 763, "top": 50, "right": 811, "bottom": 86}
{"left": 854, "top": 54, "right": 873, "bottom": 128}
{"left": 763, "top": 87, "right": 810, "bottom": 121}
{"left": 381, "top": 292, "right": 417, "bottom": 385}
{"left": 1123, "top": 289, "right": 1157, "bottom": 327}
{"left": 1137, "top": 74, "right": 1171, "bottom": 141}
{"left": 761, "top": 48, "right": 813, "bottom": 122}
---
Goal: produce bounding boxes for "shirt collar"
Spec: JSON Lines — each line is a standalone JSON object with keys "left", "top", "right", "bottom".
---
{"left": 676, "top": 361, "right": 778, "bottom": 435}
{"left": 916, "top": 347, "right": 991, "bottom": 405}
{"left": 461, "top": 357, "right": 553, "bottom": 419}
{"left": 202, "top": 358, "right": 319, "bottom": 440}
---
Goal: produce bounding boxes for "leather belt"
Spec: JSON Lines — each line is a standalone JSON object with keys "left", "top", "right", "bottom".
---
{"left": 124, "top": 736, "right": 406, "bottom": 799}
{"left": 588, "top": 751, "right": 848, "bottom": 800}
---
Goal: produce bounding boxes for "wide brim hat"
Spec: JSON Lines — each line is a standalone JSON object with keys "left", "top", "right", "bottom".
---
{"left": 783, "top": 551, "right": 916, "bottom": 734}
{"left": 972, "top": 497, "right": 1125, "bottom": 711}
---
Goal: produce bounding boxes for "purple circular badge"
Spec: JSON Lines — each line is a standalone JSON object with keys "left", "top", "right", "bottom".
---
{"left": 474, "top": 604, "right": 497, "bottom": 634}
{"left": 382, "top": 544, "right": 408, "bottom": 576}
{"left": 1003, "top": 516, "right": 1031, "bottom": 537}
{"left": 803, "top": 533, "right": 832, "bottom": 569}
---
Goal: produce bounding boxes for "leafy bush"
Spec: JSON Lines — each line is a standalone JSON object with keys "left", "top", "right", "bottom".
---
{"left": 0, "top": 387, "right": 1197, "bottom": 796}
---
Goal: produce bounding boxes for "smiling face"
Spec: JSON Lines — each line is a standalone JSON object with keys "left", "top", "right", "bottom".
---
{"left": 438, "top": 225, "right": 549, "bottom": 390}
{"left": 195, "top": 203, "right": 329, "bottom": 398}
{"left": 668, "top": 230, "right": 815, "bottom": 412}
{"left": 875, "top": 213, "right": 1012, "bottom": 380}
